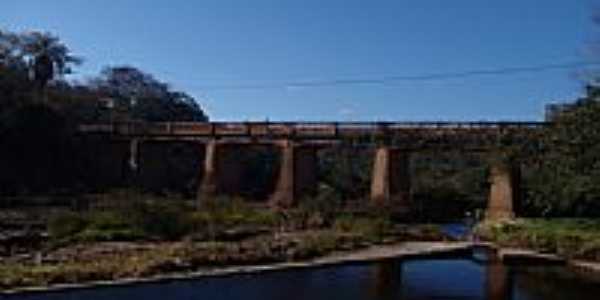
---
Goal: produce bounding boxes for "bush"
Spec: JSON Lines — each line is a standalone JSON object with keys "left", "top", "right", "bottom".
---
{"left": 129, "top": 201, "right": 193, "bottom": 240}
{"left": 195, "top": 197, "right": 280, "bottom": 228}
{"left": 75, "top": 228, "right": 145, "bottom": 243}
{"left": 48, "top": 213, "right": 88, "bottom": 240}
{"left": 477, "top": 219, "right": 600, "bottom": 261}
{"left": 49, "top": 200, "right": 197, "bottom": 243}
{"left": 333, "top": 215, "right": 392, "bottom": 243}
{"left": 293, "top": 231, "right": 339, "bottom": 258}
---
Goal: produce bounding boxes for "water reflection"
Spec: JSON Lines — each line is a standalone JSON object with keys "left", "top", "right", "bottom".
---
{"left": 3, "top": 256, "right": 600, "bottom": 300}
{"left": 485, "top": 252, "right": 511, "bottom": 300}
{"left": 369, "top": 260, "right": 402, "bottom": 299}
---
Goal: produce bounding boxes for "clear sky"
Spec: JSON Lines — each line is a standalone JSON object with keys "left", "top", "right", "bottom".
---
{"left": 2, "top": 1, "right": 598, "bottom": 121}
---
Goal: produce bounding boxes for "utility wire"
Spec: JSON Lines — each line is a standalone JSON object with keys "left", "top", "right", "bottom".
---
{"left": 197, "top": 61, "right": 600, "bottom": 91}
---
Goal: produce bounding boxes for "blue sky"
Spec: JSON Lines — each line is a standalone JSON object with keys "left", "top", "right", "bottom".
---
{"left": 2, "top": 1, "right": 598, "bottom": 121}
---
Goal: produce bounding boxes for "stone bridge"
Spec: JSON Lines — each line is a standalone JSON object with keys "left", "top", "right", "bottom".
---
{"left": 79, "top": 121, "right": 546, "bottom": 220}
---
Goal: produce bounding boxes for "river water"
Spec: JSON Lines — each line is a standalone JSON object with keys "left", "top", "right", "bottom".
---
{"left": 3, "top": 255, "right": 600, "bottom": 300}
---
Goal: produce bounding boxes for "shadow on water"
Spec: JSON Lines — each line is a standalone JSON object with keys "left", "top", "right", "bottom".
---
{"left": 3, "top": 249, "right": 600, "bottom": 300}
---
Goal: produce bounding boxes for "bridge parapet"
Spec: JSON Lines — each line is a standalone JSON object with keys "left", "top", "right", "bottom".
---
{"left": 80, "top": 121, "right": 546, "bottom": 137}
{"left": 78, "top": 121, "right": 546, "bottom": 149}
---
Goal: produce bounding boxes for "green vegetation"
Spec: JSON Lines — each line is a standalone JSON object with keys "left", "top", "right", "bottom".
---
{"left": 518, "top": 88, "right": 600, "bottom": 217}
{"left": 0, "top": 29, "right": 208, "bottom": 196}
{"left": 46, "top": 198, "right": 275, "bottom": 244}
{"left": 477, "top": 219, "right": 600, "bottom": 261}
{"left": 333, "top": 215, "right": 392, "bottom": 243}
{"left": 1, "top": 198, "right": 446, "bottom": 290}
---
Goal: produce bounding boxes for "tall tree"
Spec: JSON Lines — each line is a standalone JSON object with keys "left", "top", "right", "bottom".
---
{"left": 523, "top": 85, "right": 600, "bottom": 217}
{"left": 92, "top": 66, "right": 208, "bottom": 122}
{"left": 20, "top": 31, "right": 82, "bottom": 99}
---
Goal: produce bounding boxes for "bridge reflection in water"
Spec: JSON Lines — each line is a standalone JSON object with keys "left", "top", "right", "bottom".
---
{"left": 368, "top": 257, "right": 511, "bottom": 300}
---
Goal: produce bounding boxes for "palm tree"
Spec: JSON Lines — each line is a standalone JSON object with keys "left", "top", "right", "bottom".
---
{"left": 21, "top": 31, "right": 82, "bottom": 102}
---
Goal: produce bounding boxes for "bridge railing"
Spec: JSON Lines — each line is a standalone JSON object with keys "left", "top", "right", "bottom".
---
{"left": 78, "top": 121, "right": 548, "bottom": 139}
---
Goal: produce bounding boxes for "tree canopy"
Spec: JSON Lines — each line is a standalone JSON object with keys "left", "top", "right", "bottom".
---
{"left": 0, "top": 29, "right": 208, "bottom": 123}
{"left": 91, "top": 66, "right": 207, "bottom": 122}
{"left": 521, "top": 85, "right": 600, "bottom": 217}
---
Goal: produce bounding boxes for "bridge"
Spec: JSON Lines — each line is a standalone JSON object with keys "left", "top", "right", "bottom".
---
{"left": 79, "top": 121, "right": 547, "bottom": 220}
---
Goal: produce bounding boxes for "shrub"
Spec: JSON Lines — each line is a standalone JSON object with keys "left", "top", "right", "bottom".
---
{"left": 477, "top": 219, "right": 600, "bottom": 261}
{"left": 194, "top": 197, "right": 280, "bottom": 229}
{"left": 333, "top": 215, "right": 392, "bottom": 243}
{"left": 129, "top": 201, "right": 192, "bottom": 240}
{"left": 75, "top": 228, "right": 145, "bottom": 242}
{"left": 48, "top": 212, "right": 88, "bottom": 240}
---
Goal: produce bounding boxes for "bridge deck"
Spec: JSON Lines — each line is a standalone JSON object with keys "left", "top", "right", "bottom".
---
{"left": 79, "top": 121, "right": 547, "bottom": 140}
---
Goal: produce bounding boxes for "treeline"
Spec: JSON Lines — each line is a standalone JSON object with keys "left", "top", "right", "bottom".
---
{"left": 519, "top": 85, "right": 600, "bottom": 217}
{"left": 0, "top": 30, "right": 208, "bottom": 195}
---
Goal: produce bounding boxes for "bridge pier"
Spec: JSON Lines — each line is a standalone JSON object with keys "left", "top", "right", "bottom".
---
{"left": 370, "top": 147, "right": 411, "bottom": 212}
{"left": 269, "top": 141, "right": 317, "bottom": 209}
{"left": 197, "top": 140, "right": 218, "bottom": 206}
{"left": 486, "top": 162, "right": 519, "bottom": 220}
{"left": 124, "top": 138, "right": 141, "bottom": 187}
{"left": 128, "top": 138, "right": 140, "bottom": 174}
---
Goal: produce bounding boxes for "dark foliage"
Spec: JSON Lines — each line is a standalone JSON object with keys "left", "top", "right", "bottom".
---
{"left": 0, "top": 30, "right": 209, "bottom": 197}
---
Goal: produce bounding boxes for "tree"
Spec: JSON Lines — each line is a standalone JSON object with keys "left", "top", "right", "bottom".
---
{"left": 20, "top": 31, "right": 82, "bottom": 90}
{"left": 92, "top": 66, "right": 208, "bottom": 122}
{"left": 522, "top": 85, "right": 600, "bottom": 217}
{"left": 0, "top": 30, "right": 27, "bottom": 73}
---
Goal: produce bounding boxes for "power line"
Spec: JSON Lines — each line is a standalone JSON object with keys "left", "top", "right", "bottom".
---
{"left": 197, "top": 61, "right": 599, "bottom": 91}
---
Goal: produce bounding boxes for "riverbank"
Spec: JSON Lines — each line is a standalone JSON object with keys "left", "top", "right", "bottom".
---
{"left": 0, "top": 241, "right": 473, "bottom": 295}
{"left": 475, "top": 218, "right": 600, "bottom": 275}
{"left": 0, "top": 222, "right": 450, "bottom": 292}
{"left": 476, "top": 219, "right": 600, "bottom": 261}
{"left": 6, "top": 236, "right": 600, "bottom": 295}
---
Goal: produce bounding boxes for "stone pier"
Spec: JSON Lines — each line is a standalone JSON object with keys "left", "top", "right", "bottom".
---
{"left": 486, "top": 162, "right": 519, "bottom": 220}
{"left": 269, "top": 141, "right": 317, "bottom": 209}
{"left": 197, "top": 140, "right": 218, "bottom": 206}
{"left": 370, "top": 147, "right": 411, "bottom": 211}
{"left": 128, "top": 138, "right": 140, "bottom": 174}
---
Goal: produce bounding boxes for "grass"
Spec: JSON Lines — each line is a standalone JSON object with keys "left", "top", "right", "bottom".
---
{"left": 1, "top": 193, "right": 451, "bottom": 290}
{"left": 47, "top": 197, "right": 282, "bottom": 245}
{"left": 0, "top": 227, "right": 398, "bottom": 290}
{"left": 333, "top": 214, "right": 392, "bottom": 243}
{"left": 476, "top": 219, "right": 600, "bottom": 261}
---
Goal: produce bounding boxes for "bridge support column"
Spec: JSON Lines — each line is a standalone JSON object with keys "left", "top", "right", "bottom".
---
{"left": 269, "top": 141, "right": 317, "bottom": 209}
{"left": 370, "top": 147, "right": 411, "bottom": 212}
{"left": 486, "top": 162, "right": 519, "bottom": 220}
{"left": 197, "top": 140, "right": 218, "bottom": 206}
{"left": 126, "top": 138, "right": 141, "bottom": 186}
{"left": 128, "top": 138, "right": 140, "bottom": 173}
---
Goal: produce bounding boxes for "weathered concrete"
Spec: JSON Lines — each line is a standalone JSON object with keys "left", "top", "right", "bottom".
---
{"left": 197, "top": 140, "right": 218, "bottom": 206}
{"left": 269, "top": 141, "right": 317, "bottom": 208}
{"left": 370, "top": 147, "right": 391, "bottom": 205}
{"left": 498, "top": 248, "right": 565, "bottom": 265}
{"left": 486, "top": 163, "right": 518, "bottom": 220}
{"left": 128, "top": 138, "right": 140, "bottom": 173}
{"left": 370, "top": 147, "right": 411, "bottom": 211}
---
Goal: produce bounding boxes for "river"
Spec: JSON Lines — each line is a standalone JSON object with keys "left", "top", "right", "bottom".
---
{"left": 3, "top": 253, "right": 600, "bottom": 300}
